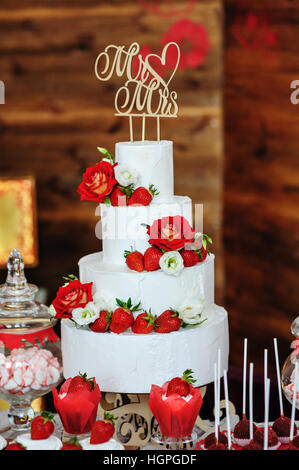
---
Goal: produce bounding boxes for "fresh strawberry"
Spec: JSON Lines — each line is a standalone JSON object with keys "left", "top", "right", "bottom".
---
{"left": 67, "top": 372, "right": 95, "bottom": 393}
{"left": 110, "top": 298, "right": 141, "bottom": 334}
{"left": 31, "top": 411, "right": 56, "bottom": 440}
{"left": 60, "top": 436, "right": 82, "bottom": 450}
{"left": 144, "top": 246, "right": 163, "bottom": 272}
{"left": 90, "top": 412, "right": 116, "bottom": 444}
{"left": 90, "top": 310, "right": 112, "bottom": 332}
{"left": 198, "top": 248, "right": 208, "bottom": 262}
{"left": 132, "top": 311, "right": 157, "bottom": 334}
{"left": 109, "top": 186, "right": 127, "bottom": 206}
{"left": 180, "top": 249, "right": 200, "bottom": 267}
{"left": 128, "top": 184, "right": 159, "bottom": 206}
{"left": 124, "top": 247, "right": 144, "bottom": 272}
{"left": 5, "top": 442, "right": 26, "bottom": 450}
{"left": 154, "top": 309, "right": 181, "bottom": 333}
{"left": 166, "top": 369, "right": 196, "bottom": 397}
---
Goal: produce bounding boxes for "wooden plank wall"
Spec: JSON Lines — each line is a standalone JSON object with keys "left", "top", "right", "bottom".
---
{"left": 224, "top": 0, "right": 299, "bottom": 374}
{"left": 0, "top": 2, "right": 225, "bottom": 308}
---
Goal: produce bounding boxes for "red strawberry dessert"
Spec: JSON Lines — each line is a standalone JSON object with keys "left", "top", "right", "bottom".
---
{"left": 5, "top": 442, "right": 26, "bottom": 450}
{"left": 128, "top": 184, "right": 159, "bottom": 206}
{"left": 79, "top": 413, "right": 124, "bottom": 450}
{"left": 31, "top": 411, "right": 55, "bottom": 440}
{"left": 132, "top": 311, "right": 157, "bottom": 334}
{"left": 253, "top": 427, "right": 279, "bottom": 449}
{"left": 144, "top": 246, "right": 163, "bottom": 272}
{"left": 204, "top": 431, "right": 228, "bottom": 449}
{"left": 166, "top": 369, "right": 196, "bottom": 397}
{"left": 293, "top": 435, "right": 299, "bottom": 448}
{"left": 149, "top": 369, "right": 203, "bottom": 438}
{"left": 154, "top": 309, "right": 181, "bottom": 333}
{"left": 67, "top": 372, "right": 96, "bottom": 393}
{"left": 14, "top": 412, "right": 62, "bottom": 450}
{"left": 90, "top": 310, "right": 112, "bottom": 332}
{"left": 110, "top": 298, "right": 141, "bottom": 334}
{"left": 272, "top": 415, "right": 297, "bottom": 444}
{"left": 124, "top": 248, "right": 144, "bottom": 272}
{"left": 60, "top": 436, "right": 82, "bottom": 450}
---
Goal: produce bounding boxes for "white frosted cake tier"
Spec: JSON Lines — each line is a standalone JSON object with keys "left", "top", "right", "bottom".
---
{"left": 61, "top": 305, "right": 229, "bottom": 393}
{"left": 99, "top": 195, "right": 192, "bottom": 265}
{"left": 79, "top": 252, "right": 215, "bottom": 316}
{"left": 115, "top": 140, "right": 173, "bottom": 201}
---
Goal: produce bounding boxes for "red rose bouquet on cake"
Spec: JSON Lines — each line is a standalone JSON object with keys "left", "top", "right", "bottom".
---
{"left": 52, "top": 373, "right": 101, "bottom": 434}
{"left": 149, "top": 369, "right": 202, "bottom": 438}
{"left": 50, "top": 277, "right": 93, "bottom": 320}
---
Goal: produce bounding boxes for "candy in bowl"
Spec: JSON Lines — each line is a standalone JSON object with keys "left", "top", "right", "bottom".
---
{"left": 0, "top": 249, "right": 62, "bottom": 431}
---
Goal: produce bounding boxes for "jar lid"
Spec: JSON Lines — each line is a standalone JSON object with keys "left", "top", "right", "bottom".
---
{"left": 0, "top": 249, "right": 55, "bottom": 330}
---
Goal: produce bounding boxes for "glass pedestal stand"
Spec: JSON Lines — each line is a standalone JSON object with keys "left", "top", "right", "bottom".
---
{"left": 151, "top": 430, "right": 198, "bottom": 450}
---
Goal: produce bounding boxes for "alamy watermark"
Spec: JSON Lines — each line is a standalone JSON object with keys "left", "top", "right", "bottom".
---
{"left": 290, "top": 80, "right": 299, "bottom": 105}
{"left": 0, "top": 81, "right": 4, "bottom": 104}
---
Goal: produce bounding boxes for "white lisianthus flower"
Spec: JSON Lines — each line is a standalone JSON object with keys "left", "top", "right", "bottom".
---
{"left": 177, "top": 299, "right": 205, "bottom": 325}
{"left": 92, "top": 291, "right": 116, "bottom": 313}
{"left": 48, "top": 304, "right": 57, "bottom": 317}
{"left": 72, "top": 302, "right": 99, "bottom": 326}
{"left": 114, "top": 164, "right": 139, "bottom": 187}
{"left": 159, "top": 251, "right": 184, "bottom": 276}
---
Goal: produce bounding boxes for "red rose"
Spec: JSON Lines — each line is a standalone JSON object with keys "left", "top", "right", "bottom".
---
{"left": 52, "top": 280, "right": 93, "bottom": 319}
{"left": 77, "top": 160, "right": 117, "bottom": 202}
{"left": 147, "top": 215, "right": 196, "bottom": 252}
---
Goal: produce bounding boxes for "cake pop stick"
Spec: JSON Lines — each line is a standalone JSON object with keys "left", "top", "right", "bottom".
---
{"left": 217, "top": 348, "right": 221, "bottom": 428}
{"left": 242, "top": 338, "right": 248, "bottom": 419}
{"left": 214, "top": 363, "right": 219, "bottom": 441}
{"left": 273, "top": 338, "right": 284, "bottom": 417}
{"left": 290, "top": 362, "right": 298, "bottom": 443}
{"left": 249, "top": 362, "right": 254, "bottom": 441}
{"left": 223, "top": 369, "right": 232, "bottom": 450}
{"left": 264, "top": 378, "right": 270, "bottom": 451}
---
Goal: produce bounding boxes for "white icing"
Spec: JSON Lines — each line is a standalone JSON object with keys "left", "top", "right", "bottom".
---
{"left": 79, "top": 437, "right": 124, "bottom": 450}
{"left": 79, "top": 252, "right": 214, "bottom": 317}
{"left": 61, "top": 305, "right": 229, "bottom": 393}
{"left": 0, "top": 435, "right": 7, "bottom": 450}
{"left": 99, "top": 195, "right": 192, "bottom": 266}
{"left": 115, "top": 140, "right": 173, "bottom": 201}
{"left": 15, "top": 433, "right": 62, "bottom": 450}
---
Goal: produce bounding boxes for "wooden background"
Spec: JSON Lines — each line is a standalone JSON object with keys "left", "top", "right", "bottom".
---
{"left": 225, "top": 0, "right": 299, "bottom": 374}
{"left": 0, "top": 0, "right": 298, "bottom": 376}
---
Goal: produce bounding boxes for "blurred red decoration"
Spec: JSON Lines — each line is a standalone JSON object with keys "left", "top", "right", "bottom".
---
{"left": 232, "top": 7, "right": 280, "bottom": 60}
{"left": 139, "top": 0, "right": 196, "bottom": 18}
{"left": 161, "top": 19, "right": 211, "bottom": 70}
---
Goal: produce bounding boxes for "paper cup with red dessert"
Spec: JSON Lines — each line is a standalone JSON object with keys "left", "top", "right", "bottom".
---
{"left": 52, "top": 372, "right": 101, "bottom": 435}
{"left": 148, "top": 369, "right": 202, "bottom": 441}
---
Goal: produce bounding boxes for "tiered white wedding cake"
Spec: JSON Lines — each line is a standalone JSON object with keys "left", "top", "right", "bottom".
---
{"left": 60, "top": 140, "right": 229, "bottom": 393}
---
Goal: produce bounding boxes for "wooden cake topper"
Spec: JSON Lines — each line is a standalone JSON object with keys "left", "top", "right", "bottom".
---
{"left": 95, "top": 42, "right": 180, "bottom": 142}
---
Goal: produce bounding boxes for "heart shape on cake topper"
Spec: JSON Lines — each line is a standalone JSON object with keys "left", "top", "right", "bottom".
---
{"left": 95, "top": 41, "right": 180, "bottom": 142}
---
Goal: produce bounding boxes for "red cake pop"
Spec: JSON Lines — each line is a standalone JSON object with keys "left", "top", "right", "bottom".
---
{"left": 253, "top": 427, "right": 279, "bottom": 450}
{"left": 272, "top": 415, "right": 297, "bottom": 444}
{"left": 293, "top": 434, "right": 299, "bottom": 448}
{"left": 242, "top": 439, "right": 263, "bottom": 450}
{"left": 204, "top": 431, "right": 228, "bottom": 449}
{"left": 207, "top": 442, "right": 226, "bottom": 450}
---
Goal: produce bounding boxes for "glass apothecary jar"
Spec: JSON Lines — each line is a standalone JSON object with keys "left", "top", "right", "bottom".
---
{"left": 0, "top": 249, "right": 62, "bottom": 430}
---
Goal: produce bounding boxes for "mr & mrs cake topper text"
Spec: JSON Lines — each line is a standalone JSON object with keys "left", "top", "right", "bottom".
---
{"left": 95, "top": 42, "right": 180, "bottom": 142}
